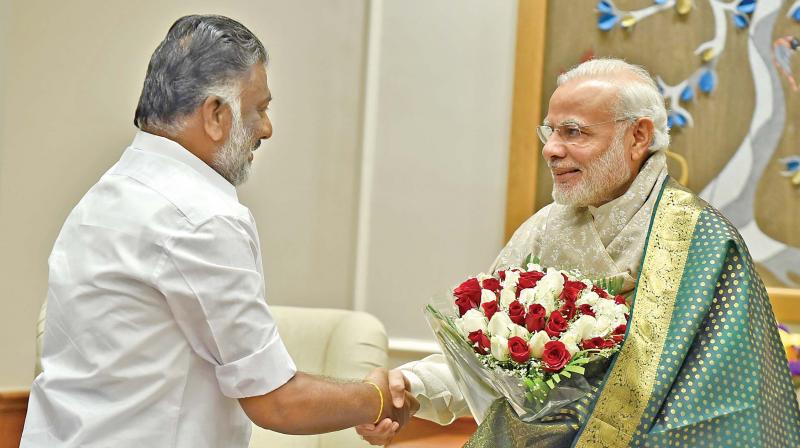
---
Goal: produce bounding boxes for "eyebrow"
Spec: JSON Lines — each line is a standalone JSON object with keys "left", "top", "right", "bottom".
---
{"left": 557, "top": 118, "right": 583, "bottom": 127}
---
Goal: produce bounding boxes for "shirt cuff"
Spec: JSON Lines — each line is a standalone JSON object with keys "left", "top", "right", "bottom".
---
{"left": 400, "top": 365, "right": 426, "bottom": 397}
{"left": 215, "top": 337, "right": 297, "bottom": 398}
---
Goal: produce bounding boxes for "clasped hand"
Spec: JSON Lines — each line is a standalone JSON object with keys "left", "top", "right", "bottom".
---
{"left": 359, "top": 368, "right": 417, "bottom": 446}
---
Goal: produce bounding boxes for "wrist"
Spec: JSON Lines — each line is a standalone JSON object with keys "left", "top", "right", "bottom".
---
{"left": 363, "top": 381, "right": 385, "bottom": 424}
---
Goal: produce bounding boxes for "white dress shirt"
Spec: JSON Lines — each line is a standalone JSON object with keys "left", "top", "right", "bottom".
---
{"left": 21, "top": 131, "right": 297, "bottom": 448}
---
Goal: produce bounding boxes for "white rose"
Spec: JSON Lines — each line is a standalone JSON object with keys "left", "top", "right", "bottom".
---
{"left": 570, "top": 315, "right": 598, "bottom": 340}
{"left": 517, "top": 287, "right": 537, "bottom": 306}
{"left": 576, "top": 291, "right": 600, "bottom": 308}
{"left": 559, "top": 331, "right": 580, "bottom": 356}
{"left": 531, "top": 269, "right": 565, "bottom": 310}
{"left": 487, "top": 311, "right": 513, "bottom": 338}
{"left": 526, "top": 263, "right": 543, "bottom": 272}
{"left": 499, "top": 288, "right": 517, "bottom": 308}
{"left": 528, "top": 331, "right": 550, "bottom": 359}
{"left": 455, "top": 309, "right": 488, "bottom": 336}
{"left": 501, "top": 270, "right": 520, "bottom": 290}
{"left": 476, "top": 273, "right": 493, "bottom": 283}
{"left": 540, "top": 268, "right": 565, "bottom": 291}
{"left": 490, "top": 335, "right": 510, "bottom": 361}
{"left": 532, "top": 286, "right": 558, "bottom": 315}
{"left": 480, "top": 289, "right": 497, "bottom": 305}
{"left": 509, "top": 324, "right": 530, "bottom": 340}
{"left": 593, "top": 300, "right": 617, "bottom": 320}
{"left": 593, "top": 315, "right": 613, "bottom": 338}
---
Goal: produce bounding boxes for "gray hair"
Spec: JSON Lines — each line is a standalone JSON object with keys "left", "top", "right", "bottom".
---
{"left": 134, "top": 15, "right": 267, "bottom": 134}
{"left": 557, "top": 58, "right": 670, "bottom": 151}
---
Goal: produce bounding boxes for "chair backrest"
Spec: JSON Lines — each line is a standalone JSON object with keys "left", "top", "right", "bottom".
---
{"left": 34, "top": 299, "right": 47, "bottom": 377}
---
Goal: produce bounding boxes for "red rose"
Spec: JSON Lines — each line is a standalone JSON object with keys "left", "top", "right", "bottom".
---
{"left": 508, "top": 301, "right": 526, "bottom": 325}
{"left": 482, "top": 278, "right": 501, "bottom": 292}
{"left": 560, "top": 280, "right": 586, "bottom": 303}
{"left": 577, "top": 304, "right": 595, "bottom": 317}
{"left": 525, "top": 304, "right": 547, "bottom": 332}
{"left": 614, "top": 295, "right": 627, "bottom": 305}
{"left": 545, "top": 311, "right": 569, "bottom": 337}
{"left": 592, "top": 284, "right": 610, "bottom": 299}
{"left": 559, "top": 302, "right": 577, "bottom": 321}
{"left": 468, "top": 330, "right": 491, "bottom": 355}
{"left": 508, "top": 336, "right": 531, "bottom": 363}
{"left": 454, "top": 278, "right": 482, "bottom": 308}
{"left": 542, "top": 340, "right": 572, "bottom": 372}
{"left": 517, "top": 271, "right": 545, "bottom": 290}
{"left": 604, "top": 338, "right": 620, "bottom": 348}
{"left": 581, "top": 337, "right": 606, "bottom": 350}
{"left": 455, "top": 296, "right": 473, "bottom": 316}
{"left": 481, "top": 300, "right": 499, "bottom": 321}
{"left": 497, "top": 270, "right": 506, "bottom": 281}
{"left": 613, "top": 324, "right": 627, "bottom": 335}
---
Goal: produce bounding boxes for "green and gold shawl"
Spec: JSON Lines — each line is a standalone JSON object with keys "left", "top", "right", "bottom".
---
{"left": 467, "top": 178, "right": 800, "bottom": 447}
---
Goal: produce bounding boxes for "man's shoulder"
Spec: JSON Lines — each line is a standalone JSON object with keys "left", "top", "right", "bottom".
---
{"left": 107, "top": 148, "right": 250, "bottom": 227}
{"left": 660, "top": 178, "right": 746, "bottom": 247}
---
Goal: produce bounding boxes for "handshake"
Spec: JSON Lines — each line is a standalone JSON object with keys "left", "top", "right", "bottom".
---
{"left": 359, "top": 368, "right": 419, "bottom": 446}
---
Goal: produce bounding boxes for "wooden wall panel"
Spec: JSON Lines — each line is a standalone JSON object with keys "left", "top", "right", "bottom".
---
{"left": 503, "top": 0, "right": 548, "bottom": 241}
{"left": 0, "top": 391, "right": 27, "bottom": 448}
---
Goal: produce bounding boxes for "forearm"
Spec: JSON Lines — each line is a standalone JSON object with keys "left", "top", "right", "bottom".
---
{"left": 240, "top": 372, "right": 383, "bottom": 435}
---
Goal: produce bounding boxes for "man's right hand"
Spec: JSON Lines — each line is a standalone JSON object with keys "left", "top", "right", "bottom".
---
{"left": 356, "top": 368, "right": 416, "bottom": 446}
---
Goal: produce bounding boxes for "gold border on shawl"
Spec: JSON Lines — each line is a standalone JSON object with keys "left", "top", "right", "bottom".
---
{"left": 574, "top": 181, "right": 703, "bottom": 448}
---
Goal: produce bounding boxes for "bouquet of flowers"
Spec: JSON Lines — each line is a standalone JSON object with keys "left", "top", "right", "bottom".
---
{"left": 425, "top": 261, "right": 630, "bottom": 422}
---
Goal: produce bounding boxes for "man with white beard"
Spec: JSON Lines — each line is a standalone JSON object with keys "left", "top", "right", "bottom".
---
{"left": 21, "top": 15, "right": 416, "bottom": 448}
{"left": 358, "top": 58, "right": 800, "bottom": 447}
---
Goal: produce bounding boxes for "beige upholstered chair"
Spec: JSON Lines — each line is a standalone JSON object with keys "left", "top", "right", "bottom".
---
{"left": 36, "top": 301, "right": 388, "bottom": 448}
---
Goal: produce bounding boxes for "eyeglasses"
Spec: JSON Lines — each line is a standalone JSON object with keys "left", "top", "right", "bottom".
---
{"left": 536, "top": 118, "right": 633, "bottom": 145}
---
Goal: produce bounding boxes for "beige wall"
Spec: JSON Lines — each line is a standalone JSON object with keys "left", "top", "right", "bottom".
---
{"left": 0, "top": 0, "right": 368, "bottom": 390}
{"left": 0, "top": 0, "right": 518, "bottom": 389}
{"left": 357, "top": 0, "right": 517, "bottom": 353}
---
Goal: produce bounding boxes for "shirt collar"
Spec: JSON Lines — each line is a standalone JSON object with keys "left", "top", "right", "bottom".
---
{"left": 130, "top": 131, "right": 238, "bottom": 201}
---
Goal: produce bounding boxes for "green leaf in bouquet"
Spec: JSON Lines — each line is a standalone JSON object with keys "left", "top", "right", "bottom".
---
{"left": 569, "top": 354, "right": 594, "bottom": 366}
{"left": 552, "top": 374, "right": 561, "bottom": 384}
{"left": 564, "top": 364, "right": 586, "bottom": 375}
{"left": 592, "top": 275, "right": 624, "bottom": 296}
{"left": 523, "top": 253, "right": 541, "bottom": 268}
{"left": 545, "top": 379, "right": 555, "bottom": 389}
{"left": 560, "top": 370, "right": 572, "bottom": 378}
{"left": 522, "top": 376, "right": 549, "bottom": 404}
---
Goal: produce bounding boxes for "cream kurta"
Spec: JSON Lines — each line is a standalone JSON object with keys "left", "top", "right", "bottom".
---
{"left": 403, "top": 152, "right": 669, "bottom": 424}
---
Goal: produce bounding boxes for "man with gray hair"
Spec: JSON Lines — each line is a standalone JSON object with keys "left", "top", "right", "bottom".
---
{"left": 21, "top": 15, "right": 414, "bottom": 448}
{"left": 358, "top": 58, "right": 800, "bottom": 446}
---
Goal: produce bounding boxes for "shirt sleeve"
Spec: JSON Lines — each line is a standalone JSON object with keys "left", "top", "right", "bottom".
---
{"left": 399, "top": 354, "right": 472, "bottom": 425}
{"left": 154, "top": 214, "right": 296, "bottom": 399}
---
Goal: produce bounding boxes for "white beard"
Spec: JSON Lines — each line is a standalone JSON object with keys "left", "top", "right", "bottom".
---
{"left": 211, "top": 103, "right": 255, "bottom": 186}
{"left": 551, "top": 128, "right": 632, "bottom": 207}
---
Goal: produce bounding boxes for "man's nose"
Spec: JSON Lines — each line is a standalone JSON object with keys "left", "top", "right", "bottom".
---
{"left": 260, "top": 116, "right": 273, "bottom": 140}
{"left": 541, "top": 139, "right": 567, "bottom": 161}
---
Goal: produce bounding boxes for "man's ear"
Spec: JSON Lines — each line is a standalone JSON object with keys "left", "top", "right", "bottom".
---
{"left": 201, "top": 96, "right": 231, "bottom": 143}
{"left": 629, "top": 117, "right": 654, "bottom": 163}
